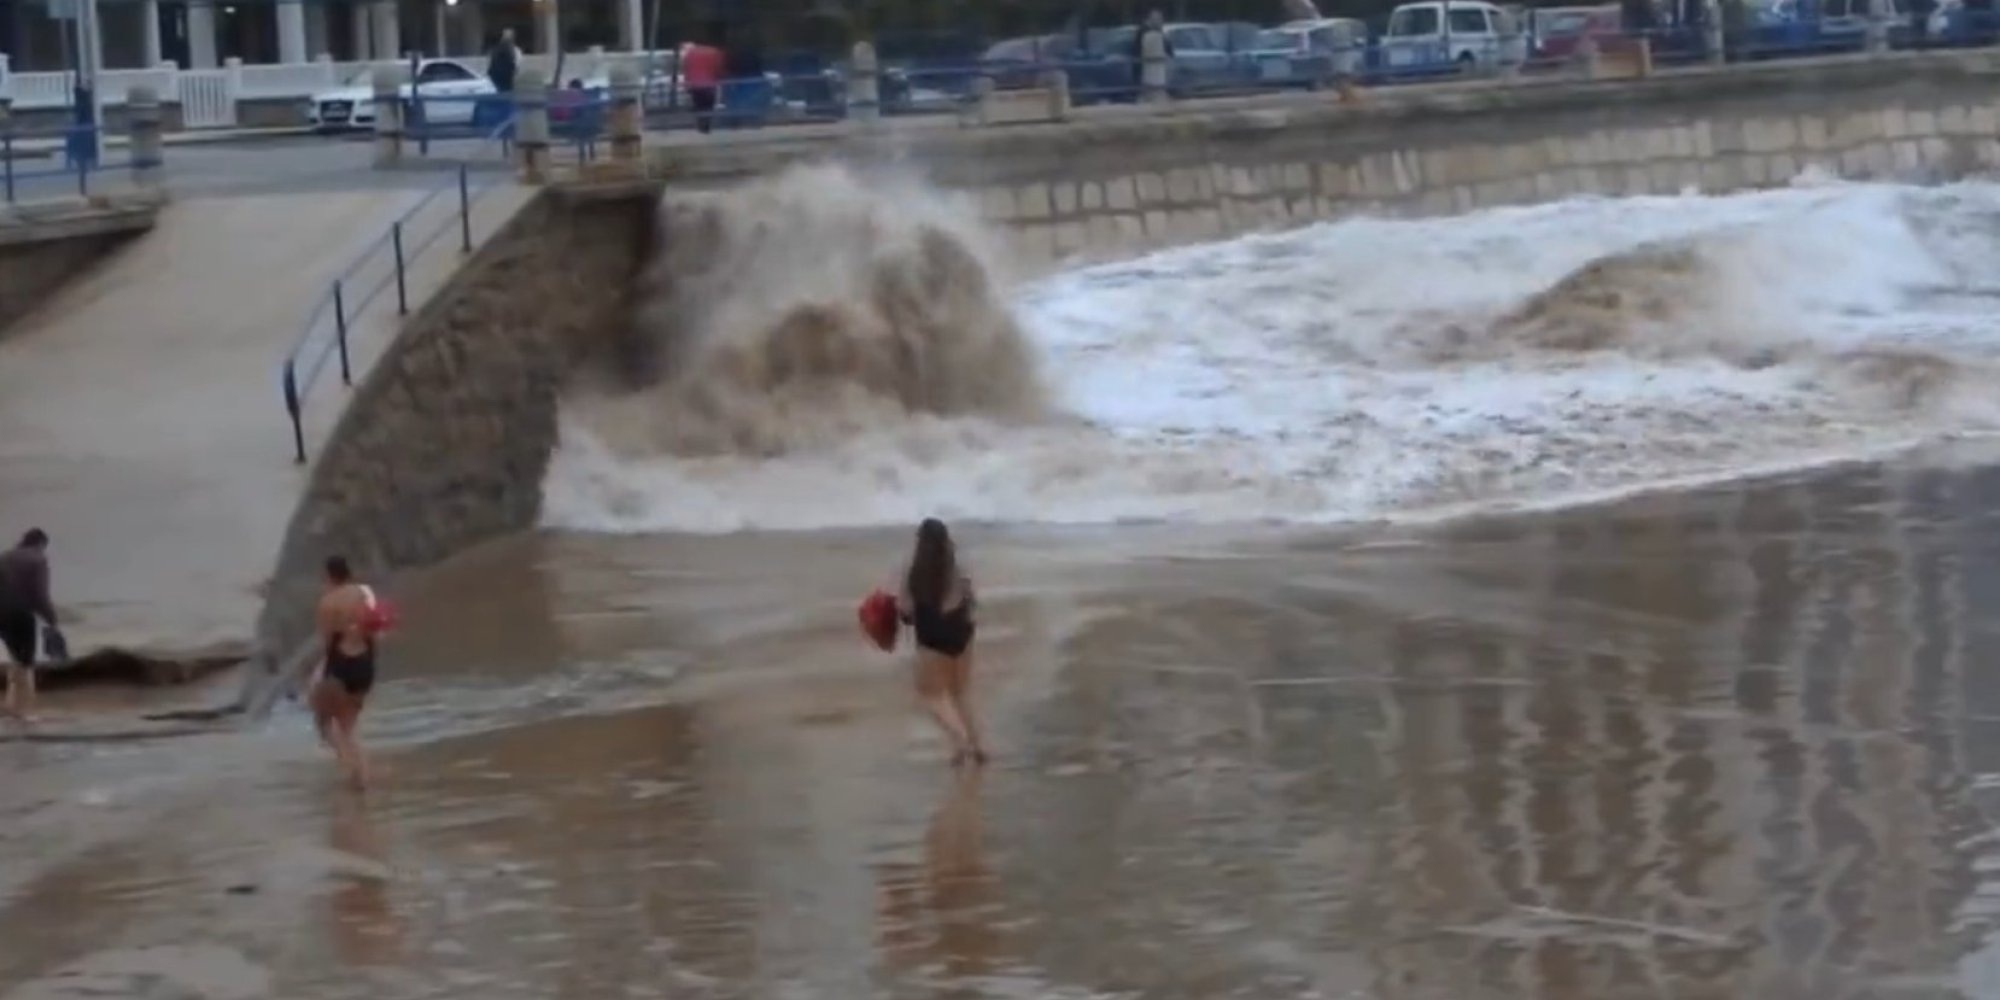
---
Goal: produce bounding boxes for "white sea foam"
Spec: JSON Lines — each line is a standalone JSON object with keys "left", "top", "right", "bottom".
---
{"left": 542, "top": 170, "right": 2000, "bottom": 534}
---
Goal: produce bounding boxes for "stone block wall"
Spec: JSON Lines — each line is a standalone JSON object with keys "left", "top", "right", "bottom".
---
{"left": 252, "top": 185, "right": 654, "bottom": 665}
{"left": 0, "top": 198, "right": 158, "bottom": 338}
{"left": 653, "top": 49, "right": 2000, "bottom": 268}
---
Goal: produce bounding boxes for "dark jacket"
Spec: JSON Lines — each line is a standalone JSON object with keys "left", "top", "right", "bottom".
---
{"left": 0, "top": 546, "right": 55, "bottom": 623}
{"left": 489, "top": 42, "right": 519, "bottom": 92}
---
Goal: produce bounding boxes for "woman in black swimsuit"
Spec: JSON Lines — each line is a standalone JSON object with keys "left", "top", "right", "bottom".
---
{"left": 898, "top": 518, "right": 987, "bottom": 766}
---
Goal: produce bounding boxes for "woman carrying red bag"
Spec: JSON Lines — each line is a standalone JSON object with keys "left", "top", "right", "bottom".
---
{"left": 309, "top": 556, "right": 392, "bottom": 790}
{"left": 888, "top": 519, "right": 987, "bottom": 767}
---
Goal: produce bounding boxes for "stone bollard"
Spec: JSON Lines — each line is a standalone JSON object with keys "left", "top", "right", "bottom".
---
{"left": 126, "top": 85, "right": 164, "bottom": 192}
{"left": 608, "top": 62, "right": 642, "bottom": 163}
{"left": 1042, "top": 67, "right": 1071, "bottom": 122}
{"left": 1633, "top": 35, "right": 1654, "bottom": 77}
{"left": 847, "top": 42, "right": 880, "bottom": 124}
{"left": 962, "top": 74, "right": 993, "bottom": 127}
{"left": 1578, "top": 33, "right": 1602, "bottom": 79}
{"left": 1864, "top": 0, "right": 1890, "bottom": 52}
{"left": 1140, "top": 29, "right": 1170, "bottom": 103}
{"left": 371, "top": 66, "right": 404, "bottom": 169}
{"left": 514, "top": 68, "right": 550, "bottom": 182}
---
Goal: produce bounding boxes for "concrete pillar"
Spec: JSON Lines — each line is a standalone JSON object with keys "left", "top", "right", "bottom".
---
{"left": 608, "top": 61, "right": 640, "bottom": 162}
{"left": 372, "top": 1, "right": 402, "bottom": 60}
{"left": 141, "top": 0, "right": 163, "bottom": 66}
{"left": 845, "top": 41, "right": 879, "bottom": 123}
{"left": 514, "top": 67, "right": 550, "bottom": 181}
{"left": 617, "top": 0, "right": 643, "bottom": 51}
{"left": 1578, "top": 32, "right": 1601, "bottom": 78}
{"left": 127, "top": 84, "right": 164, "bottom": 192}
{"left": 537, "top": 0, "right": 561, "bottom": 54}
{"left": 433, "top": 1, "right": 449, "bottom": 55}
{"left": 187, "top": 1, "right": 218, "bottom": 69}
{"left": 1633, "top": 35, "right": 1653, "bottom": 77}
{"left": 1042, "top": 66, "right": 1070, "bottom": 122}
{"left": 372, "top": 65, "right": 404, "bottom": 168}
{"left": 1140, "top": 29, "right": 1169, "bottom": 102}
{"left": 304, "top": 1, "right": 330, "bottom": 59}
{"left": 277, "top": 0, "right": 307, "bottom": 63}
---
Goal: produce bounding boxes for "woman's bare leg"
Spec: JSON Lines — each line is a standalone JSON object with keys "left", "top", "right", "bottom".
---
{"left": 914, "top": 653, "right": 972, "bottom": 759}
{"left": 946, "top": 652, "right": 986, "bottom": 764}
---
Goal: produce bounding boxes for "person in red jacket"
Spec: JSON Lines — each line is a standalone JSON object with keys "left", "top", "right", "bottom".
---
{"left": 681, "top": 39, "right": 725, "bottom": 134}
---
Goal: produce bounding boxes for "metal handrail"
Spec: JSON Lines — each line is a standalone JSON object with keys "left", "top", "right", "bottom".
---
{"left": 278, "top": 112, "right": 517, "bottom": 464}
{"left": 1, "top": 122, "right": 135, "bottom": 203}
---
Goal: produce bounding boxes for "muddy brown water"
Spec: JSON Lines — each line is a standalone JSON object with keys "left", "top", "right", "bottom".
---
{"left": 7, "top": 446, "right": 2000, "bottom": 1000}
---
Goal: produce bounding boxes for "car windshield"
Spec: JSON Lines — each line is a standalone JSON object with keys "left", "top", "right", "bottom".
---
{"left": 1086, "top": 26, "right": 1137, "bottom": 53}
{"left": 1254, "top": 29, "right": 1301, "bottom": 49}
{"left": 1543, "top": 11, "right": 1593, "bottom": 33}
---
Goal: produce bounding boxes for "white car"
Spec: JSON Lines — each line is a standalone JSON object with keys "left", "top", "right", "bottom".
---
{"left": 308, "top": 58, "right": 496, "bottom": 132}
{"left": 1381, "top": 0, "right": 1530, "bottom": 72}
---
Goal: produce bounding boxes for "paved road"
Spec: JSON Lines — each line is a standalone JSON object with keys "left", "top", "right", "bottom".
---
{"left": 3, "top": 134, "right": 514, "bottom": 204}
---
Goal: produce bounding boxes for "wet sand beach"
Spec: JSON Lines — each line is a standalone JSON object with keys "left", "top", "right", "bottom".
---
{"left": 7, "top": 442, "right": 2000, "bottom": 999}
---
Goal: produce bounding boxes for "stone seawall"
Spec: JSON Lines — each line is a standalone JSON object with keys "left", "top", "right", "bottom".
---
{"left": 651, "top": 49, "right": 2000, "bottom": 266}
{"left": 249, "top": 184, "right": 653, "bottom": 685}
{"left": 0, "top": 196, "right": 158, "bottom": 336}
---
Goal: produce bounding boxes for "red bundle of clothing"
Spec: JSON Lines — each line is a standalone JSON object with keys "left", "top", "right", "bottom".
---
{"left": 857, "top": 589, "right": 899, "bottom": 652}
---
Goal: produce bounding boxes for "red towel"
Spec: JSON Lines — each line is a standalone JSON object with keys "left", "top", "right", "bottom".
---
{"left": 359, "top": 584, "right": 398, "bottom": 637}
{"left": 858, "top": 589, "right": 899, "bottom": 652}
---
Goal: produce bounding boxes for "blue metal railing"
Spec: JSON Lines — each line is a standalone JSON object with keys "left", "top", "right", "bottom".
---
{"left": 1, "top": 123, "right": 142, "bottom": 204}
{"left": 278, "top": 113, "right": 518, "bottom": 464}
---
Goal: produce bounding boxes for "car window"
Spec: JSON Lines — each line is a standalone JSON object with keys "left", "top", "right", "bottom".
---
{"left": 418, "top": 62, "right": 472, "bottom": 83}
{"left": 1167, "top": 26, "right": 1215, "bottom": 50}
{"left": 1309, "top": 26, "right": 1341, "bottom": 50}
{"left": 1389, "top": 6, "right": 1442, "bottom": 35}
{"left": 1449, "top": 8, "right": 1492, "bottom": 33}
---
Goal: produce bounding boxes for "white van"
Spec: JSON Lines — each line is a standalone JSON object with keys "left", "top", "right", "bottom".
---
{"left": 1381, "top": 1, "right": 1529, "bottom": 72}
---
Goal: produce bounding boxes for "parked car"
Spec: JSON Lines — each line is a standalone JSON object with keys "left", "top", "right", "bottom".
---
{"left": 1530, "top": 4, "right": 1619, "bottom": 58}
{"left": 1246, "top": 18, "right": 1368, "bottom": 86}
{"left": 308, "top": 58, "right": 495, "bottom": 132}
{"left": 1378, "top": 1, "right": 1530, "bottom": 75}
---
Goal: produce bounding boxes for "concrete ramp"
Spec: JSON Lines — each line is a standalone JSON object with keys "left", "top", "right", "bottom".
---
{"left": 0, "top": 185, "right": 534, "bottom": 657}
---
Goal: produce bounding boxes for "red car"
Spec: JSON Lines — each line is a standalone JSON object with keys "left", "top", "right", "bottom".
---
{"left": 1532, "top": 4, "right": 1625, "bottom": 60}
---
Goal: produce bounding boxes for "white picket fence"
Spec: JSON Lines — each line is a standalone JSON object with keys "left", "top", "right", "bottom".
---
{"left": 0, "top": 48, "right": 672, "bottom": 129}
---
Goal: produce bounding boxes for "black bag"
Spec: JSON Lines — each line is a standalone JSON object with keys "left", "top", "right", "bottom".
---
{"left": 41, "top": 624, "right": 68, "bottom": 663}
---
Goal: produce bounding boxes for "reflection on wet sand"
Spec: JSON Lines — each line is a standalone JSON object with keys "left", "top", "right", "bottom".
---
{"left": 875, "top": 771, "right": 1005, "bottom": 982}
{"left": 8, "top": 452, "right": 2000, "bottom": 998}
{"left": 327, "top": 793, "right": 405, "bottom": 967}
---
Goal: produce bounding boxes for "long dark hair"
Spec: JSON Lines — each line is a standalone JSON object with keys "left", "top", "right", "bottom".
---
{"left": 906, "top": 518, "right": 957, "bottom": 609}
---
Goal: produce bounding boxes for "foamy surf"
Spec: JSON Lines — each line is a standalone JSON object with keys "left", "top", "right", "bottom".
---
{"left": 542, "top": 169, "right": 2000, "bottom": 534}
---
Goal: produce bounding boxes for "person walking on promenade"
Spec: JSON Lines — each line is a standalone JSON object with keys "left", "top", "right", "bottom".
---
{"left": 896, "top": 519, "right": 988, "bottom": 767}
{"left": 0, "top": 528, "right": 60, "bottom": 721}
{"left": 681, "top": 37, "right": 725, "bottom": 134}
{"left": 489, "top": 29, "right": 521, "bottom": 93}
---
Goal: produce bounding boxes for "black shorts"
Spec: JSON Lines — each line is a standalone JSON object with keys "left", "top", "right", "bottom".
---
{"left": 324, "top": 646, "right": 376, "bottom": 698}
{"left": 0, "top": 612, "right": 35, "bottom": 668}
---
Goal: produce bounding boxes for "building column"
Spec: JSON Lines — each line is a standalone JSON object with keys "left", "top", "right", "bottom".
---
{"left": 350, "top": 2, "right": 371, "bottom": 58}
{"left": 537, "top": 0, "right": 560, "bottom": 54}
{"left": 371, "top": 0, "right": 401, "bottom": 59}
{"left": 142, "top": 0, "right": 163, "bottom": 64}
{"left": 303, "top": 0, "right": 329, "bottom": 58}
{"left": 187, "top": 0, "right": 218, "bottom": 68}
{"left": 456, "top": 2, "right": 484, "bottom": 55}
{"left": 433, "top": 0, "right": 448, "bottom": 55}
{"left": 276, "top": 0, "right": 307, "bottom": 62}
{"left": 618, "top": 0, "right": 642, "bottom": 51}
